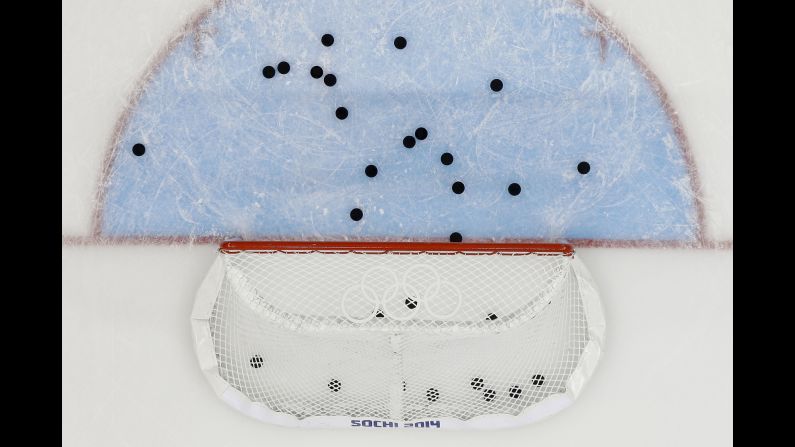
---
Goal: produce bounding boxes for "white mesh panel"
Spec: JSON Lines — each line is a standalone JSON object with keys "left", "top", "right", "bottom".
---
{"left": 199, "top": 247, "right": 602, "bottom": 427}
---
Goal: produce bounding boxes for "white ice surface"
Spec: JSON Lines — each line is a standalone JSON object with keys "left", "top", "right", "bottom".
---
{"left": 62, "top": 245, "right": 732, "bottom": 445}
{"left": 61, "top": 0, "right": 732, "bottom": 240}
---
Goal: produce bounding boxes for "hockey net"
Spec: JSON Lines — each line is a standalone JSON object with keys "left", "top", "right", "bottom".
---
{"left": 192, "top": 241, "right": 604, "bottom": 429}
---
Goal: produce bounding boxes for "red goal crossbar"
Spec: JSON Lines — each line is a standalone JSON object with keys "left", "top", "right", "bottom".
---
{"left": 220, "top": 241, "right": 575, "bottom": 255}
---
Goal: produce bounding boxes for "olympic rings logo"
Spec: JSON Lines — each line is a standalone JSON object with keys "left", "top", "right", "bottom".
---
{"left": 341, "top": 264, "right": 463, "bottom": 323}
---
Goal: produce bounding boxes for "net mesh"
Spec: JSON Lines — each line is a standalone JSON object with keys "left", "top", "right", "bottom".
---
{"left": 208, "top": 248, "right": 592, "bottom": 421}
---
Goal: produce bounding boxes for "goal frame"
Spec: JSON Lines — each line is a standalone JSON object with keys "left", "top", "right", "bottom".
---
{"left": 192, "top": 241, "right": 604, "bottom": 430}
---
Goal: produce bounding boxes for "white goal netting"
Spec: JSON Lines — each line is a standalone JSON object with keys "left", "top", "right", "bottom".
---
{"left": 192, "top": 244, "right": 604, "bottom": 429}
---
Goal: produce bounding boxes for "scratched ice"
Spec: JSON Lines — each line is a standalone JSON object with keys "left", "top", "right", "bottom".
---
{"left": 98, "top": 0, "right": 700, "bottom": 242}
